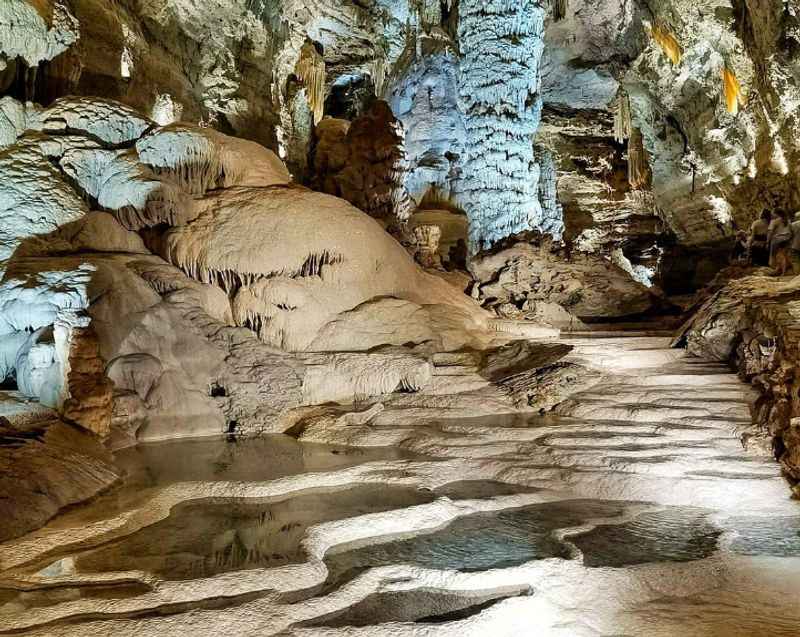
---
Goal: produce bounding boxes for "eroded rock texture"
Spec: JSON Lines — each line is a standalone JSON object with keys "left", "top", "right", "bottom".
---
{"left": 4, "top": 0, "right": 800, "bottom": 548}
{"left": 311, "top": 101, "right": 412, "bottom": 223}
{"left": 471, "top": 239, "right": 656, "bottom": 323}
{"left": 458, "top": 0, "right": 546, "bottom": 251}
{"left": 682, "top": 274, "right": 800, "bottom": 482}
{"left": 1, "top": 90, "right": 569, "bottom": 533}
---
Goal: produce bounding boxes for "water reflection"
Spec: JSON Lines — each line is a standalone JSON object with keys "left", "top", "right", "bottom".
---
{"left": 323, "top": 500, "right": 628, "bottom": 589}
{"left": 115, "top": 434, "right": 419, "bottom": 487}
{"left": 571, "top": 508, "right": 722, "bottom": 567}
{"left": 0, "top": 582, "right": 151, "bottom": 614}
{"left": 48, "top": 435, "right": 420, "bottom": 530}
{"left": 71, "top": 486, "right": 437, "bottom": 580}
{"left": 724, "top": 516, "right": 800, "bottom": 557}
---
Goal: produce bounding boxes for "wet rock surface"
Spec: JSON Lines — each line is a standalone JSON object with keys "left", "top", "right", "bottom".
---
{"left": 0, "top": 337, "right": 797, "bottom": 636}
{"left": 3, "top": 2, "right": 800, "bottom": 634}
{"left": 0, "top": 398, "right": 119, "bottom": 542}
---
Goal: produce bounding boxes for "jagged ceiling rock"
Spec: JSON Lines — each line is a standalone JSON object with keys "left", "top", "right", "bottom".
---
{"left": 0, "top": 0, "right": 79, "bottom": 68}
{"left": 624, "top": 10, "right": 755, "bottom": 246}
{"left": 614, "top": 0, "right": 800, "bottom": 250}
{"left": 536, "top": 1, "right": 662, "bottom": 287}
{"left": 541, "top": 0, "right": 641, "bottom": 111}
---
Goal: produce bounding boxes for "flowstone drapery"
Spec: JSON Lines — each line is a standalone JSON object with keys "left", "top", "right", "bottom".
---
{"left": 458, "top": 0, "right": 547, "bottom": 252}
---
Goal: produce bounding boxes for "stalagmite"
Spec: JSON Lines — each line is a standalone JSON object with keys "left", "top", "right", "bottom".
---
{"left": 294, "top": 40, "right": 326, "bottom": 125}
{"left": 458, "top": 0, "right": 547, "bottom": 251}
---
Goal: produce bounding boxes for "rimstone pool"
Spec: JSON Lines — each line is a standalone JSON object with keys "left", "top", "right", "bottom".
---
{"left": 1, "top": 338, "right": 799, "bottom": 636}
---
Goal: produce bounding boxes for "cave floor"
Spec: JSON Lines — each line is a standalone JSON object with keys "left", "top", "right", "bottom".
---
{"left": 1, "top": 338, "right": 799, "bottom": 636}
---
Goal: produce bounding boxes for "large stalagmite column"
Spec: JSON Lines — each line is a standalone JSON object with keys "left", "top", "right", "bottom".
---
{"left": 458, "top": 0, "right": 546, "bottom": 252}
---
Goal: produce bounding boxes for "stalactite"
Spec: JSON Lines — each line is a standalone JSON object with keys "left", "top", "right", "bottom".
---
{"left": 722, "top": 65, "right": 745, "bottom": 115}
{"left": 628, "top": 127, "right": 652, "bottom": 191}
{"left": 537, "top": 148, "right": 565, "bottom": 241}
{"left": 552, "top": 0, "right": 568, "bottom": 22}
{"left": 614, "top": 92, "right": 632, "bottom": 144}
{"left": 411, "top": 0, "right": 456, "bottom": 31}
{"left": 646, "top": 22, "right": 682, "bottom": 65}
{"left": 370, "top": 56, "right": 387, "bottom": 98}
{"left": 294, "top": 41, "right": 326, "bottom": 125}
{"left": 458, "top": 0, "right": 547, "bottom": 252}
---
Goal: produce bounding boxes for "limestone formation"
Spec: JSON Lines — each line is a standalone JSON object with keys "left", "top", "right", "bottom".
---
{"left": 680, "top": 274, "right": 800, "bottom": 480}
{"left": 3, "top": 5, "right": 800, "bottom": 635}
{"left": 471, "top": 239, "right": 655, "bottom": 321}
{"left": 0, "top": 400, "right": 118, "bottom": 542}
{"left": 0, "top": 94, "right": 502, "bottom": 451}
{"left": 312, "top": 101, "right": 413, "bottom": 222}
{"left": 458, "top": 0, "right": 546, "bottom": 251}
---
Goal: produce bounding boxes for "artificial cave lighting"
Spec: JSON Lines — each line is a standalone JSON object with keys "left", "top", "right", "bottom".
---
{"left": 1, "top": 2, "right": 799, "bottom": 636}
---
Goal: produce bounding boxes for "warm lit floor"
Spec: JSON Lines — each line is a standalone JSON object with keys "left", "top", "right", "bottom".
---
{"left": 1, "top": 337, "right": 798, "bottom": 636}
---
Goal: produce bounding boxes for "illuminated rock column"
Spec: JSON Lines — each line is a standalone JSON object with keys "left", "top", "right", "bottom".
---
{"left": 458, "top": 0, "right": 546, "bottom": 251}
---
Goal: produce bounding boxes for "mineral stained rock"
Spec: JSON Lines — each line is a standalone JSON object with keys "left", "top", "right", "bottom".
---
{"left": 3, "top": 0, "right": 800, "bottom": 553}
{"left": 0, "top": 398, "right": 118, "bottom": 542}
{"left": 682, "top": 274, "right": 800, "bottom": 481}
{"left": 312, "top": 101, "right": 413, "bottom": 223}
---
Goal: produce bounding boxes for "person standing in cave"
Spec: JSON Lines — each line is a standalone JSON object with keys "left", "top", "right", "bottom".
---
{"left": 789, "top": 211, "right": 800, "bottom": 275}
{"left": 748, "top": 209, "right": 771, "bottom": 267}
{"left": 768, "top": 210, "right": 792, "bottom": 275}
{"left": 730, "top": 231, "right": 749, "bottom": 264}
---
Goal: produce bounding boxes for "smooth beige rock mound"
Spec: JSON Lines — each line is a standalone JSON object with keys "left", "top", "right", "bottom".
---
{"left": 160, "top": 187, "right": 489, "bottom": 351}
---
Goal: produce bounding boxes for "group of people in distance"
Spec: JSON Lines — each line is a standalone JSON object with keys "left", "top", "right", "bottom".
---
{"left": 732, "top": 210, "right": 800, "bottom": 275}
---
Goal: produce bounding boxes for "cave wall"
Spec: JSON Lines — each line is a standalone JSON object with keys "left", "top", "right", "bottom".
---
{"left": 4, "top": 0, "right": 800, "bottom": 302}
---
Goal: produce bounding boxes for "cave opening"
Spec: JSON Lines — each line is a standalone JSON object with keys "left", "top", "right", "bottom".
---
{"left": 324, "top": 74, "right": 377, "bottom": 121}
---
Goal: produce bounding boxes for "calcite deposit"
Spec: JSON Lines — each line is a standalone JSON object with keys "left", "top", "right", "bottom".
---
{"left": 2, "top": 1, "right": 800, "bottom": 635}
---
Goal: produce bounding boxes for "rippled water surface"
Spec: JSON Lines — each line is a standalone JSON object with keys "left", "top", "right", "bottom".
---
{"left": 571, "top": 508, "right": 722, "bottom": 567}
{"left": 724, "top": 515, "right": 800, "bottom": 557}
{"left": 323, "top": 500, "right": 629, "bottom": 588}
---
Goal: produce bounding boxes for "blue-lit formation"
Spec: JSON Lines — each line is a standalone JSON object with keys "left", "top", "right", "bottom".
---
{"left": 457, "top": 0, "right": 547, "bottom": 251}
